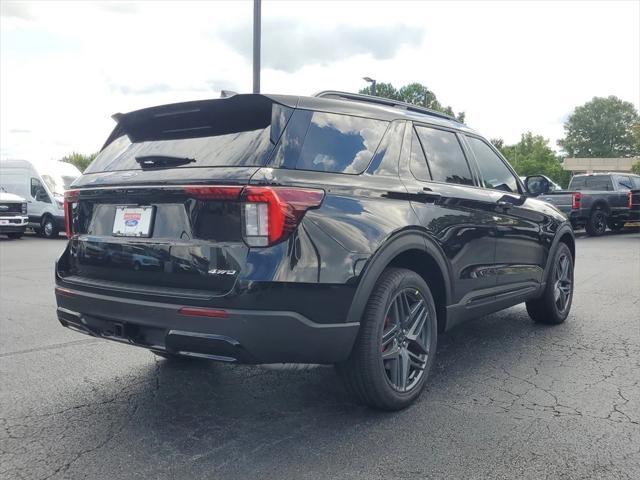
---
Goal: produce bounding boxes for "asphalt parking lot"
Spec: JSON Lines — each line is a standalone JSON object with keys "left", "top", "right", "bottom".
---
{"left": 1, "top": 231, "right": 638, "bottom": 480}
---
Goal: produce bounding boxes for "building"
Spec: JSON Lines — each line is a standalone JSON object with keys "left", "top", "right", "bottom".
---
{"left": 563, "top": 157, "right": 639, "bottom": 173}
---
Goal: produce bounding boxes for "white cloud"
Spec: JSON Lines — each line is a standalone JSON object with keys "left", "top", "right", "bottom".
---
{"left": 0, "top": 0, "right": 638, "bottom": 162}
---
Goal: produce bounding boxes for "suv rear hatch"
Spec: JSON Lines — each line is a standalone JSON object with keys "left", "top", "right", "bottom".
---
{"left": 60, "top": 94, "right": 314, "bottom": 298}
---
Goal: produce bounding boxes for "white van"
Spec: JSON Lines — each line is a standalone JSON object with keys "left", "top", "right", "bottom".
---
{"left": 0, "top": 159, "right": 81, "bottom": 238}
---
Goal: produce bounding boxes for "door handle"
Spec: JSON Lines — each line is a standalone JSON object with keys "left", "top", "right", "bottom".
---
{"left": 496, "top": 200, "right": 511, "bottom": 210}
{"left": 417, "top": 188, "right": 442, "bottom": 202}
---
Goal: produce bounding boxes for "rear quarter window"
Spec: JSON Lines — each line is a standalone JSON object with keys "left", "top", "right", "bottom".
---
{"left": 293, "top": 112, "right": 388, "bottom": 174}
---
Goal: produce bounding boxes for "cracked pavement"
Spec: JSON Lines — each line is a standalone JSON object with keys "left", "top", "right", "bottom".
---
{"left": 1, "top": 232, "right": 638, "bottom": 479}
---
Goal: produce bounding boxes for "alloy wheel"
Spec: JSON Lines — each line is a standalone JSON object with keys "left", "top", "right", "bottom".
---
{"left": 553, "top": 253, "right": 572, "bottom": 313}
{"left": 44, "top": 220, "right": 53, "bottom": 237}
{"left": 381, "top": 288, "right": 431, "bottom": 392}
{"left": 593, "top": 212, "right": 606, "bottom": 234}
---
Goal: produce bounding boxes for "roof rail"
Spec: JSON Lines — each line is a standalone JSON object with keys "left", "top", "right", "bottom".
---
{"left": 313, "top": 90, "right": 461, "bottom": 123}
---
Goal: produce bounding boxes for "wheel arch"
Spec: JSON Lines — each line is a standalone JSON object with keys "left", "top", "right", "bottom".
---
{"left": 542, "top": 223, "right": 575, "bottom": 284}
{"left": 346, "top": 230, "right": 452, "bottom": 333}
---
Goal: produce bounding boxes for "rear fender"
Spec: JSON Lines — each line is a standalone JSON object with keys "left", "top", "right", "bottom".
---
{"left": 345, "top": 229, "right": 452, "bottom": 324}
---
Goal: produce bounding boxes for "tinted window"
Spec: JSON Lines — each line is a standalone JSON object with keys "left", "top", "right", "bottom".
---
{"left": 632, "top": 177, "right": 640, "bottom": 189}
{"left": 295, "top": 112, "right": 388, "bottom": 174}
{"left": 366, "top": 121, "right": 405, "bottom": 176}
{"left": 415, "top": 126, "right": 473, "bottom": 186}
{"left": 409, "top": 129, "right": 430, "bottom": 181}
{"left": 467, "top": 136, "right": 519, "bottom": 193}
{"left": 569, "top": 176, "right": 613, "bottom": 191}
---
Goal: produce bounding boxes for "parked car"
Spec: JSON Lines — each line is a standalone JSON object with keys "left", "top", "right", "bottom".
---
{"left": 0, "top": 190, "right": 28, "bottom": 239}
{"left": 526, "top": 172, "right": 640, "bottom": 236}
{"left": 630, "top": 188, "right": 640, "bottom": 223}
{"left": 55, "top": 92, "right": 575, "bottom": 410}
{"left": 0, "top": 159, "right": 81, "bottom": 238}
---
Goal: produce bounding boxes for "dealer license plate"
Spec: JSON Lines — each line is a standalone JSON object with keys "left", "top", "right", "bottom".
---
{"left": 112, "top": 206, "right": 155, "bottom": 237}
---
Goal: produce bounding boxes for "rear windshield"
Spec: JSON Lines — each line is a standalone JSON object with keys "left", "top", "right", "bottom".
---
{"left": 85, "top": 96, "right": 292, "bottom": 174}
{"left": 569, "top": 175, "right": 614, "bottom": 191}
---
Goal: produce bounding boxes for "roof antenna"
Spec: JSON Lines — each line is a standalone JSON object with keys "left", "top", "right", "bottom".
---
{"left": 220, "top": 90, "right": 238, "bottom": 98}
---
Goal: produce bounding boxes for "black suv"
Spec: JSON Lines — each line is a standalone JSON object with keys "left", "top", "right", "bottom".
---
{"left": 56, "top": 91, "right": 575, "bottom": 410}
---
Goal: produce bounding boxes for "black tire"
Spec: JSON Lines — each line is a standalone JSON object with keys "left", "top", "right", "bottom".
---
{"left": 337, "top": 267, "right": 438, "bottom": 411}
{"left": 608, "top": 221, "right": 625, "bottom": 232}
{"left": 526, "top": 242, "right": 574, "bottom": 325}
{"left": 6, "top": 233, "right": 23, "bottom": 239}
{"left": 40, "top": 215, "right": 59, "bottom": 239}
{"left": 585, "top": 208, "right": 607, "bottom": 236}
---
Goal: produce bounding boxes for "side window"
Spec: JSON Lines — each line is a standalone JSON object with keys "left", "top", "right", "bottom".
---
{"left": 415, "top": 126, "right": 474, "bottom": 186}
{"left": 409, "top": 128, "right": 430, "bottom": 181}
{"left": 632, "top": 177, "right": 640, "bottom": 189}
{"left": 30, "top": 178, "right": 41, "bottom": 197}
{"left": 466, "top": 136, "right": 519, "bottom": 193}
{"left": 295, "top": 112, "right": 388, "bottom": 174}
{"left": 615, "top": 176, "right": 633, "bottom": 190}
{"left": 31, "top": 178, "right": 51, "bottom": 203}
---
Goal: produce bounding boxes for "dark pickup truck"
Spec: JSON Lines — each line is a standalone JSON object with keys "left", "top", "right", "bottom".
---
{"left": 524, "top": 173, "right": 640, "bottom": 236}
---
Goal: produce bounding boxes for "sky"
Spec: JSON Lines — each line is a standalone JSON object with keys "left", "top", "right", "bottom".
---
{"left": 1, "top": 0, "right": 639, "bottom": 162}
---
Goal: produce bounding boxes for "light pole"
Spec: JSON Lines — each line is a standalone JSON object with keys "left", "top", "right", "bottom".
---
{"left": 253, "top": 0, "right": 261, "bottom": 94}
{"left": 363, "top": 77, "right": 376, "bottom": 96}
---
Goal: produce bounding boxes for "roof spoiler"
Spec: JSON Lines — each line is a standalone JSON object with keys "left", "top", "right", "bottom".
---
{"left": 101, "top": 94, "right": 275, "bottom": 151}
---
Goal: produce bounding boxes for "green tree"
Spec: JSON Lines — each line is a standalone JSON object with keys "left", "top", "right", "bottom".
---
{"left": 359, "top": 81, "right": 465, "bottom": 122}
{"left": 631, "top": 162, "right": 640, "bottom": 175}
{"left": 359, "top": 82, "right": 400, "bottom": 101}
{"left": 558, "top": 96, "right": 639, "bottom": 157}
{"left": 60, "top": 152, "right": 97, "bottom": 173}
{"left": 499, "top": 133, "right": 571, "bottom": 187}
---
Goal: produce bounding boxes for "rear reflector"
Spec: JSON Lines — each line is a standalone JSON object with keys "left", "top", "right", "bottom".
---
{"left": 628, "top": 191, "right": 633, "bottom": 209}
{"left": 571, "top": 192, "right": 581, "bottom": 210}
{"left": 178, "top": 307, "right": 229, "bottom": 318}
{"left": 55, "top": 286, "right": 76, "bottom": 297}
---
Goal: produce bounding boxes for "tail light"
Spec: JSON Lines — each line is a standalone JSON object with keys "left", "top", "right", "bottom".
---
{"left": 242, "top": 187, "right": 324, "bottom": 247}
{"left": 571, "top": 192, "right": 581, "bottom": 210}
{"left": 64, "top": 190, "right": 80, "bottom": 238}
{"left": 183, "top": 185, "right": 325, "bottom": 247}
{"left": 628, "top": 191, "right": 633, "bottom": 209}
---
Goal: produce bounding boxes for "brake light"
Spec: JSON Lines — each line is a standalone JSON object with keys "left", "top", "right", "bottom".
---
{"left": 571, "top": 192, "right": 581, "bottom": 210}
{"left": 64, "top": 190, "right": 80, "bottom": 238}
{"left": 241, "top": 187, "right": 325, "bottom": 246}
{"left": 628, "top": 191, "right": 633, "bottom": 209}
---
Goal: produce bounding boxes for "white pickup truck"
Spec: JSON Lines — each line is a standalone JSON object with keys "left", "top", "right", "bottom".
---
{"left": 0, "top": 190, "right": 28, "bottom": 239}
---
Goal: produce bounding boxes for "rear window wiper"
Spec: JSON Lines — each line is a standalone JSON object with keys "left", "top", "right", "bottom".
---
{"left": 135, "top": 155, "right": 196, "bottom": 169}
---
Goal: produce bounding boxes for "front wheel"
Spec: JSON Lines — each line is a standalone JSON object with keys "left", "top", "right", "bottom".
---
{"left": 40, "top": 215, "right": 59, "bottom": 239}
{"left": 337, "top": 268, "right": 438, "bottom": 411}
{"left": 526, "top": 242, "right": 574, "bottom": 325}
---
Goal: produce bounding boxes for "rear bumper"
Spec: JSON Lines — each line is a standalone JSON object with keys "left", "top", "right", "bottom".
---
{"left": 55, "top": 285, "right": 359, "bottom": 364}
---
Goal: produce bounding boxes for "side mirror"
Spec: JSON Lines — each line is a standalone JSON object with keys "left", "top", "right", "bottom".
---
{"left": 524, "top": 175, "right": 550, "bottom": 197}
